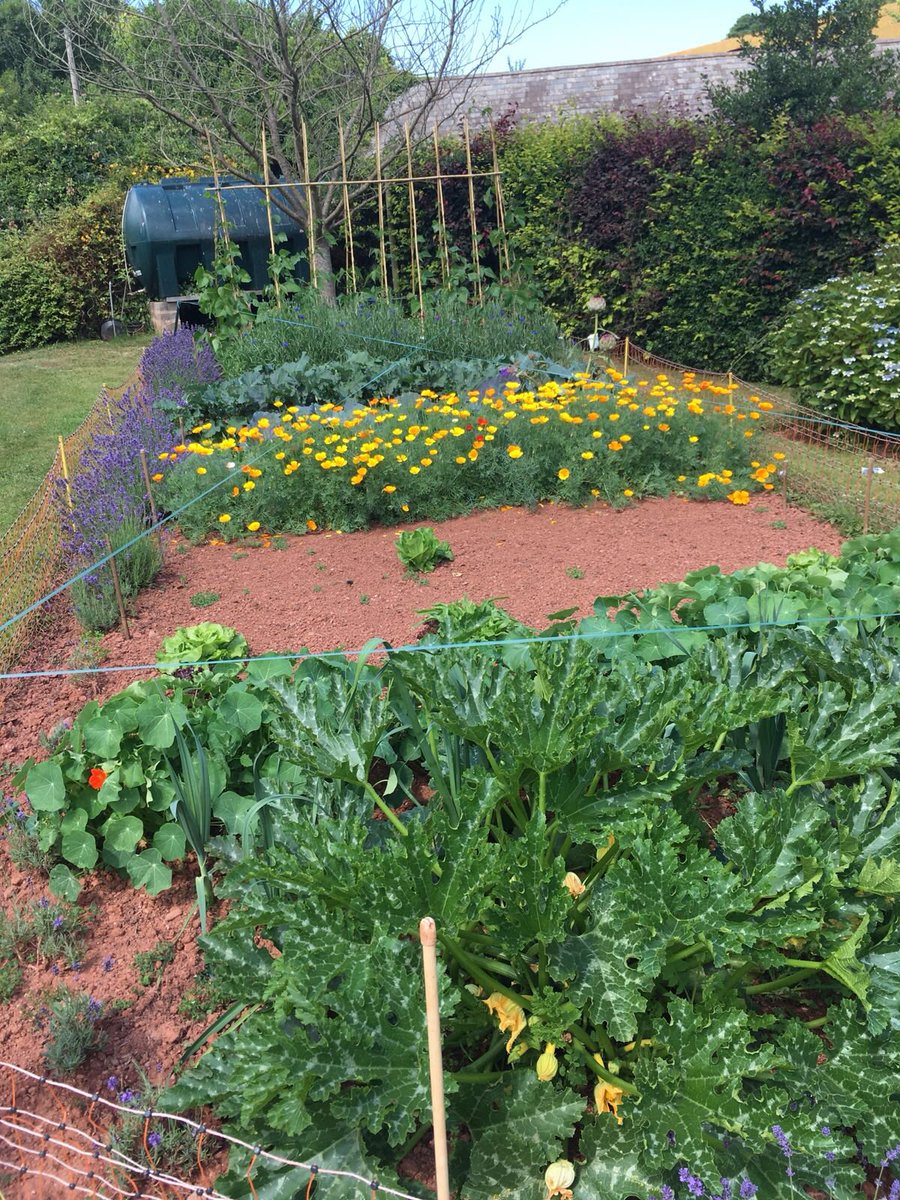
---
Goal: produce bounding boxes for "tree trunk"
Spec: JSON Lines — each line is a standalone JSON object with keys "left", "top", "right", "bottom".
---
{"left": 312, "top": 238, "right": 336, "bottom": 303}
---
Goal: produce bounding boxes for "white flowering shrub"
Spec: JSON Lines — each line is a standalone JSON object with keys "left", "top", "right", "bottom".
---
{"left": 769, "top": 244, "right": 900, "bottom": 432}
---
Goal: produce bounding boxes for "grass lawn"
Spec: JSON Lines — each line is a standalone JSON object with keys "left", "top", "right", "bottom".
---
{"left": 0, "top": 335, "right": 151, "bottom": 536}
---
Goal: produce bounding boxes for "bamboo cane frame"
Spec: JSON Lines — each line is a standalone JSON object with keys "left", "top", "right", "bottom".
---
{"left": 489, "top": 122, "right": 511, "bottom": 278}
{"left": 462, "top": 118, "right": 483, "bottom": 302}
{"left": 432, "top": 124, "right": 451, "bottom": 287}
{"left": 374, "top": 124, "right": 390, "bottom": 298}
{"left": 57, "top": 436, "right": 73, "bottom": 511}
{"left": 104, "top": 536, "right": 131, "bottom": 640}
{"left": 419, "top": 919, "right": 451, "bottom": 1200}
{"left": 260, "top": 125, "right": 281, "bottom": 306}
{"left": 300, "top": 119, "right": 318, "bottom": 292}
{"left": 405, "top": 124, "right": 424, "bottom": 315}
{"left": 338, "top": 120, "right": 358, "bottom": 293}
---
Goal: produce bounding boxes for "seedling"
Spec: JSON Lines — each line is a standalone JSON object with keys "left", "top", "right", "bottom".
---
{"left": 190, "top": 590, "right": 220, "bottom": 608}
{"left": 566, "top": 566, "right": 585, "bottom": 580}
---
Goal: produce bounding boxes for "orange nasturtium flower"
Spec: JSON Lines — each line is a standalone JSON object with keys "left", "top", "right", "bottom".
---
{"left": 88, "top": 767, "right": 107, "bottom": 790}
{"left": 307, "top": 519, "right": 318, "bottom": 531}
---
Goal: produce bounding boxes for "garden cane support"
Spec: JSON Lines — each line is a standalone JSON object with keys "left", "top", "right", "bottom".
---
{"left": 419, "top": 917, "right": 451, "bottom": 1200}
{"left": 104, "top": 535, "right": 132, "bottom": 639}
{"left": 863, "top": 457, "right": 876, "bottom": 535}
{"left": 139, "top": 449, "right": 164, "bottom": 564}
{"left": 623, "top": 336, "right": 630, "bottom": 379}
{"left": 57, "top": 436, "right": 73, "bottom": 511}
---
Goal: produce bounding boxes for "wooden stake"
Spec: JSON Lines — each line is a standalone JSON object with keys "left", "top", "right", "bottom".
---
{"left": 489, "top": 121, "right": 511, "bottom": 278}
{"left": 405, "top": 124, "right": 424, "bottom": 316}
{"left": 623, "top": 336, "right": 630, "bottom": 378}
{"left": 419, "top": 919, "right": 451, "bottom": 1200}
{"left": 300, "top": 119, "right": 318, "bottom": 292}
{"left": 462, "top": 118, "right": 483, "bottom": 303}
{"left": 863, "top": 456, "right": 876, "bottom": 535}
{"left": 104, "top": 536, "right": 132, "bottom": 640}
{"left": 205, "top": 129, "right": 228, "bottom": 234}
{"left": 338, "top": 120, "right": 357, "bottom": 293}
{"left": 432, "top": 124, "right": 451, "bottom": 287}
{"left": 58, "top": 436, "right": 73, "bottom": 510}
{"left": 374, "top": 123, "right": 389, "bottom": 299}
{"left": 139, "top": 449, "right": 164, "bottom": 564}
{"left": 727, "top": 370, "right": 734, "bottom": 391}
{"left": 261, "top": 125, "right": 281, "bottom": 306}
{"left": 106, "top": 399, "right": 114, "bottom": 428}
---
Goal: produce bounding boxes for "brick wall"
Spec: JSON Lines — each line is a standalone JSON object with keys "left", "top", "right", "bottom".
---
{"left": 387, "top": 41, "right": 900, "bottom": 132}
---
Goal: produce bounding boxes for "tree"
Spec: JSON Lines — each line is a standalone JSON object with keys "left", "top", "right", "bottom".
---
{"left": 29, "top": 0, "right": 562, "bottom": 296}
{"left": 727, "top": 12, "right": 765, "bottom": 37}
{"left": 709, "top": 0, "right": 900, "bottom": 131}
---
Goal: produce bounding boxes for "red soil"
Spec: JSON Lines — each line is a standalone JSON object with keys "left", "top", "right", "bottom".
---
{"left": 0, "top": 496, "right": 844, "bottom": 1197}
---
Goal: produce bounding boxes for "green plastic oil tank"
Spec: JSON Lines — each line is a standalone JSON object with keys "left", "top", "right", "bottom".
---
{"left": 122, "top": 176, "right": 306, "bottom": 301}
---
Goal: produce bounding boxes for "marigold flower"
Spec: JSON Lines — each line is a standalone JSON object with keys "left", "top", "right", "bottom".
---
{"left": 455, "top": 456, "right": 466, "bottom": 465}
{"left": 558, "top": 468, "right": 570, "bottom": 481}
{"left": 608, "top": 441, "right": 623, "bottom": 452}
{"left": 88, "top": 767, "right": 107, "bottom": 790}
{"left": 688, "top": 436, "right": 698, "bottom": 444}
{"left": 218, "top": 513, "right": 231, "bottom": 523}
{"left": 247, "top": 521, "right": 260, "bottom": 532}
{"left": 727, "top": 490, "right": 751, "bottom": 506}
{"left": 544, "top": 1160, "right": 575, "bottom": 1200}
{"left": 151, "top": 472, "right": 163, "bottom": 482}
{"left": 658, "top": 423, "right": 670, "bottom": 432}
{"left": 307, "top": 519, "right": 317, "bottom": 531}
{"left": 507, "top": 444, "right": 523, "bottom": 459}
{"left": 196, "top": 466, "right": 207, "bottom": 475}
{"left": 409, "top": 466, "right": 421, "bottom": 475}
{"left": 774, "top": 452, "right": 786, "bottom": 460}
{"left": 483, "top": 993, "right": 526, "bottom": 1052}
{"left": 468, "top": 449, "right": 479, "bottom": 462}
{"left": 580, "top": 451, "right": 594, "bottom": 461}
{"left": 383, "top": 485, "right": 396, "bottom": 494}
{"left": 623, "top": 489, "right": 634, "bottom": 497}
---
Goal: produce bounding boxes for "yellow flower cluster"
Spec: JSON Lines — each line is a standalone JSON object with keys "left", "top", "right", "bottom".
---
{"left": 157, "top": 368, "right": 774, "bottom": 528}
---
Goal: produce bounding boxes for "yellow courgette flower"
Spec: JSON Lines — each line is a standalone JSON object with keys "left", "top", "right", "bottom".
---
{"left": 483, "top": 993, "right": 526, "bottom": 1052}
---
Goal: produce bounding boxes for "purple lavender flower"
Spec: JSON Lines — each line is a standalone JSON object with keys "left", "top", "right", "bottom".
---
{"left": 102, "top": 955, "right": 115, "bottom": 972}
{"left": 678, "top": 1168, "right": 704, "bottom": 1197}
{"left": 118, "top": 1089, "right": 138, "bottom": 1104}
{"left": 52, "top": 915, "right": 64, "bottom": 930}
{"left": 888, "top": 1180, "right": 900, "bottom": 1200}
{"left": 106, "top": 1076, "right": 118, "bottom": 1093}
{"left": 147, "top": 1132, "right": 163, "bottom": 1149}
{"left": 37, "top": 897, "right": 49, "bottom": 909}
{"left": 881, "top": 1146, "right": 900, "bottom": 1168}
{"left": 772, "top": 1125, "right": 793, "bottom": 1159}
{"left": 661, "top": 1188, "right": 674, "bottom": 1200}
{"left": 86, "top": 998, "right": 102, "bottom": 1022}
{"left": 738, "top": 1182, "right": 757, "bottom": 1200}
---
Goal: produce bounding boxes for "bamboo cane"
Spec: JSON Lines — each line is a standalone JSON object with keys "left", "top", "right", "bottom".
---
{"left": 405, "top": 124, "right": 424, "bottom": 316}
{"left": 261, "top": 125, "right": 281, "bottom": 306}
{"left": 462, "top": 117, "right": 483, "bottom": 303}
{"left": 57, "top": 436, "right": 73, "bottom": 510}
{"left": 419, "top": 919, "right": 451, "bottom": 1200}
{"left": 338, "top": 120, "right": 357, "bottom": 293}
{"left": 105, "top": 536, "right": 132, "bottom": 640}
{"left": 489, "top": 121, "right": 511, "bottom": 278}
{"left": 863, "top": 456, "right": 876, "bottom": 535}
{"left": 374, "top": 123, "right": 390, "bottom": 298}
{"left": 301, "top": 119, "right": 318, "bottom": 292}
{"left": 139, "top": 449, "right": 164, "bottom": 564}
{"left": 623, "top": 336, "right": 630, "bottom": 378}
{"left": 432, "top": 124, "right": 451, "bottom": 287}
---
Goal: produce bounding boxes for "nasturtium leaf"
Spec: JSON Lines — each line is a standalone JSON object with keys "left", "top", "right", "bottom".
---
{"left": 60, "top": 807, "right": 88, "bottom": 834}
{"left": 244, "top": 652, "right": 296, "bottom": 683}
{"left": 48, "top": 863, "right": 81, "bottom": 902}
{"left": 82, "top": 714, "right": 123, "bottom": 759}
{"left": 102, "top": 814, "right": 143, "bottom": 854}
{"left": 25, "top": 761, "right": 66, "bottom": 812}
{"left": 61, "top": 829, "right": 98, "bottom": 870}
{"left": 153, "top": 823, "right": 187, "bottom": 861}
{"left": 126, "top": 848, "right": 172, "bottom": 895}
{"left": 136, "top": 695, "right": 186, "bottom": 750}
{"left": 218, "top": 684, "right": 265, "bottom": 734}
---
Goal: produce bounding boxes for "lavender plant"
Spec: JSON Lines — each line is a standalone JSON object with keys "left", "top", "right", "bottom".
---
{"left": 58, "top": 375, "right": 174, "bottom": 630}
